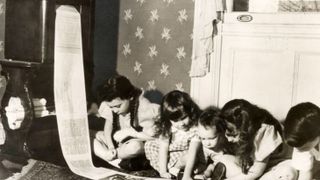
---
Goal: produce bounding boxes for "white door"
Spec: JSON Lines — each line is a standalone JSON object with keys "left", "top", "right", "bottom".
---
{"left": 216, "top": 13, "right": 320, "bottom": 121}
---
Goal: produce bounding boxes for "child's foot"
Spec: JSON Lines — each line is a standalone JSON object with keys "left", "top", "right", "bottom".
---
{"left": 105, "top": 149, "right": 117, "bottom": 161}
{"left": 211, "top": 162, "right": 226, "bottom": 180}
{"left": 176, "top": 169, "right": 184, "bottom": 180}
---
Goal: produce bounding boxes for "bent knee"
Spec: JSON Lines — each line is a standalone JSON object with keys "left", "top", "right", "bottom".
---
{"left": 93, "top": 139, "right": 104, "bottom": 156}
{"left": 117, "top": 140, "right": 144, "bottom": 159}
{"left": 95, "top": 131, "right": 104, "bottom": 139}
{"left": 274, "top": 166, "right": 298, "bottom": 180}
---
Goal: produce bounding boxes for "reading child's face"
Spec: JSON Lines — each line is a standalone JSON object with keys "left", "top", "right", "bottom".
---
{"left": 198, "top": 124, "right": 218, "bottom": 149}
{"left": 297, "top": 136, "right": 320, "bottom": 152}
{"left": 225, "top": 121, "right": 240, "bottom": 143}
{"left": 170, "top": 114, "right": 190, "bottom": 131}
{"left": 106, "top": 98, "right": 130, "bottom": 115}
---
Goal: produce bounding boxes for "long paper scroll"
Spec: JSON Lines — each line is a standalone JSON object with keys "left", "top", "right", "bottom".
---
{"left": 54, "top": 6, "right": 164, "bottom": 180}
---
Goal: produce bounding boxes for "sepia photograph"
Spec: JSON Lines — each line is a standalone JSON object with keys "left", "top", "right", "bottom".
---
{"left": 1, "top": 0, "right": 320, "bottom": 179}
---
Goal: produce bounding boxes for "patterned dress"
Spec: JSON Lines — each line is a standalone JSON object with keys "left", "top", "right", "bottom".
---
{"left": 144, "top": 126, "right": 197, "bottom": 172}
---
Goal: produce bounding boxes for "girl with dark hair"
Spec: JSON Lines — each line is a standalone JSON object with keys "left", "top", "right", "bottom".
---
{"left": 144, "top": 90, "right": 201, "bottom": 178}
{"left": 93, "top": 75, "right": 160, "bottom": 165}
{"left": 218, "top": 99, "right": 296, "bottom": 180}
{"left": 284, "top": 102, "right": 320, "bottom": 180}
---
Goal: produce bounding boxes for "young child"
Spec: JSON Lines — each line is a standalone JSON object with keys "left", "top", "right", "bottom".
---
{"left": 182, "top": 107, "right": 227, "bottom": 180}
{"left": 93, "top": 75, "right": 159, "bottom": 167}
{"left": 144, "top": 90, "right": 201, "bottom": 178}
{"left": 284, "top": 102, "right": 320, "bottom": 180}
{"left": 217, "top": 99, "right": 297, "bottom": 180}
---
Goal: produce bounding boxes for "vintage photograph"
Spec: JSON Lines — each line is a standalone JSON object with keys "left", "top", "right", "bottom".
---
{"left": 1, "top": 0, "right": 320, "bottom": 179}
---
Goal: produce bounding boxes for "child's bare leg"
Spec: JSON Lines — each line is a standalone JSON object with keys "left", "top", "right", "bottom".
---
{"left": 260, "top": 160, "right": 298, "bottom": 180}
{"left": 117, "top": 139, "right": 144, "bottom": 159}
{"left": 203, "top": 163, "right": 215, "bottom": 178}
{"left": 93, "top": 139, "right": 116, "bottom": 161}
{"left": 93, "top": 131, "right": 116, "bottom": 161}
{"left": 168, "top": 154, "right": 188, "bottom": 177}
{"left": 215, "top": 154, "right": 242, "bottom": 178}
{"left": 171, "top": 153, "right": 207, "bottom": 177}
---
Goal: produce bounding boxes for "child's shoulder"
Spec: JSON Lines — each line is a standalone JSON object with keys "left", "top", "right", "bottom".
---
{"left": 137, "top": 93, "right": 160, "bottom": 124}
{"left": 138, "top": 94, "right": 160, "bottom": 115}
{"left": 254, "top": 123, "right": 283, "bottom": 161}
{"left": 257, "top": 124, "right": 280, "bottom": 137}
{"left": 189, "top": 126, "right": 198, "bottom": 133}
{"left": 139, "top": 93, "right": 160, "bottom": 109}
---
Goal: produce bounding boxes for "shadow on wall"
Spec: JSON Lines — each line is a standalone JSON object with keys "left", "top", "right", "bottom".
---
{"left": 144, "top": 90, "right": 164, "bottom": 105}
{"left": 93, "top": 0, "right": 120, "bottom": 94}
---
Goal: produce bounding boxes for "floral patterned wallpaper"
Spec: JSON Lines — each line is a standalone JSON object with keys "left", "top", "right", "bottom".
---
{"left": 0, "top": 0, "right": 4, "bottom": 59}
{"left": 116, "top": 0, "right": 194, "bottom": 96}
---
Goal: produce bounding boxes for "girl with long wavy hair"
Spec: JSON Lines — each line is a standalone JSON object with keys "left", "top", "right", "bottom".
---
{"left": 218, "top": 99, "right": 297, "bottom": 180}
{"left": 144, "top": 90, "right": 201, "bottom": 179}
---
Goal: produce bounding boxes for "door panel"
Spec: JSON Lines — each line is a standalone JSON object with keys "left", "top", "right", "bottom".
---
{"left": 216, "top": 13, "right": 320, "bottom": 120}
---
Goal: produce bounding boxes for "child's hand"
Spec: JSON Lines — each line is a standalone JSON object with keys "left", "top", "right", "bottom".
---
{"left": 203, "top": 163, "right": 215, "bottom": 178}
{"left": 113, "top": 128, "right": 137, "bottom": 142}
{"left": 159, "top": 172, "right": 172, "bottom": 179}
{"left": 113, "top": 130, "right": 128, "bottom": 142}
{"left": 105, "top": 149, "right": 117, "bottom": 161}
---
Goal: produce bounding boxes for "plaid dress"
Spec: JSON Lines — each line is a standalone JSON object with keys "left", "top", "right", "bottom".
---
{"left": 144, "top": 127, "right": 197, "bottom": 172}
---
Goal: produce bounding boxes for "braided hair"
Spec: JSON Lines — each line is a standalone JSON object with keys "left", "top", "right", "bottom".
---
{"left": 98, "top": 75, "right": 142, "bottom": 132}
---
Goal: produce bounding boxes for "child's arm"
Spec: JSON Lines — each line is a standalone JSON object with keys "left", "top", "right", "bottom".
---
{"left": 114, "top": 127, "right": 155, "bottom": 142}
{"left": 291, "top": 148, "right": 314, "bottom": 180}
{"left": 103, "top": 118, "right": 115, "bottom": 149}
{"left": 297, "top": 170, "right": 312, "bottom": 180}
{"left": 182, "top": 140, "right": 201, "bottom": 180}
{"left": 158, "top": 137, "right": 171, "bottom": 178}
{"left": 225, "top": 161, "right": 267, "bottom": 180}
{"left": 134, "top": 131, "right": 155, "bottom": 140}
{"left": 98, "top": 102, "right": 115, "bottom": 149}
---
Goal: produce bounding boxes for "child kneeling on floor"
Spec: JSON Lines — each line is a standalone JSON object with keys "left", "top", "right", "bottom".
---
{"left": 182, "top": 107, "right": 228, "bottom": 180}
{"left": 144, "top": 90, "right": 201, "bottom": 179}
{"left": 217, "top": 99, "right": 297, "bottom": 180}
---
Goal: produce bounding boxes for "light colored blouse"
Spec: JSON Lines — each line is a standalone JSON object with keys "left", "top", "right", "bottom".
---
{"left": 253, "top": 123, "right": 283, "bottom": 161}
{"left": 98, "top": 93, "right": 160, "bottom": 136}
{"left": 292, "top": 144, "right": 320, "bottom": 171}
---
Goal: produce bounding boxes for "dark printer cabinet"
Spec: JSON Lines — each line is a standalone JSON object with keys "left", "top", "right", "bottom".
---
{"left": 0, "top": 0, "right": 95, "bottom": 162}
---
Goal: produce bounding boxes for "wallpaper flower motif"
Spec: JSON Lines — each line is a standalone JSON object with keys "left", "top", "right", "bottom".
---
{"left": 122, "top": 43, "right": 131, "bottom": 57}
{"left": 137, "top": 0, "right": 146, "bottom": 6}
{"left": 123, "top": 9, "right": 133, "bottom": 23}
{"left": 175, "top": 82, "right": 184, "bottom": 92}
{"left": 133, "top": 61, "right": 143, "bottom": 75}
{"left": 160, "top": 63, "right": 170, "bottom": 78}
{"left": 135, "top": 26, "right": 144, "bottom": 40}
{"left": 150, "top": 9, "right": 159, "bottom": 23}
{"left": 177, "top": 9, "right": 188, "bottom": 24}
{"left": 117, "top": 0, "right": 194, "bottom": 96}
{"left": 161, "top": 28, "right": 171, "bottom": 43}
{"left": 148, "top": 45, "right": 158, "bottom": 59}
{"left": 176, "top": 47, "right": 186, "bottom": 61}
{"left": 147, "top": 80, "right": 156, "bottom": 90}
